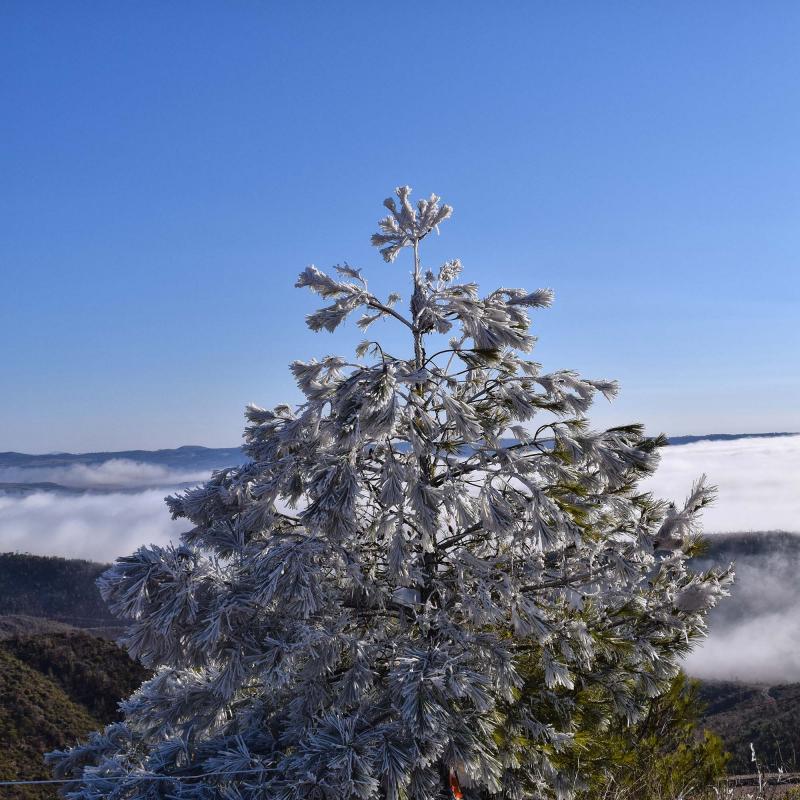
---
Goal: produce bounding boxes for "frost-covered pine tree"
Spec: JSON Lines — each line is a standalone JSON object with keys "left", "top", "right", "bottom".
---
{"left": 50, "top": 187, "right": 732, "bottom": 800}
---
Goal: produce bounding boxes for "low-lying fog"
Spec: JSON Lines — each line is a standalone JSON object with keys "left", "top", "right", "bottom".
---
{"left": 0, "top": 487, "right": 186, "bottom": 562}
{"left": 642, "top": 435, "right": 800, "bottom": 534}
{"left": 686, "top": 534, "right": 800, "bottom": 684}
{"left": 1, "top": 434, "right": 798, "bottom": 683}
{"left": 642, "top": 435, "right": 800, "bottom": 683}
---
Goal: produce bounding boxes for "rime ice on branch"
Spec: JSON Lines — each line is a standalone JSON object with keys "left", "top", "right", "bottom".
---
{"left": 49, "top": 187, "right": 732, "bottom": 800}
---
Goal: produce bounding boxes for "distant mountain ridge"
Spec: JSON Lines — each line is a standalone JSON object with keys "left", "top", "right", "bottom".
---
{"left": 0, "top": 481, "right": 204, "bottom": 497}
{"left": 666, "top": 431, "right": 797, "bottom": 445}
{"left": 0, "top": 444, "right": 247, "bottom": 470}
{"left": 2, "top": 432, "right": 796, "bottom": 472}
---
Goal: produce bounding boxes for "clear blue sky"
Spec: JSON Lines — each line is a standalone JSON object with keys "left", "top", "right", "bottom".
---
{"left": 2, "top": 2, "right": 798, "bottom": 453}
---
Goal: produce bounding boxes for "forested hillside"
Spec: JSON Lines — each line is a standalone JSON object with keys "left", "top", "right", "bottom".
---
{"left": 0, "top": 553, "right": 116, "bottom": 628}
{"left": 0, "top": 615, "right": 76, "bottom": 639}
{"left": 700, "top": 681, "right": 800, "bottom": 774}
{"left": 0, "top": 646, "right": 97, "bottom": 800}
{"left": 3, "top": 633, "right": 150, "bottom": 721}
{"left": 0, "top": 631, "right": 149, "bottom": 799}
{"left": 0, "top": 553, "right": 148, "bottom": 798}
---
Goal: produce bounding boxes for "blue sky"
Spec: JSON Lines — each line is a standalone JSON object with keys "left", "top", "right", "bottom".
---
{"left": 2, "top": 2, "right": 798, "bottom": 453}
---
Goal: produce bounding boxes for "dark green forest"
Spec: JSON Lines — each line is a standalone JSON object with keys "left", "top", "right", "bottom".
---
{"left": 0, "top": 553, "right": 116, "bottom": 626}
{"left": 0, "top": 632, "right": 149, "bottom": 800}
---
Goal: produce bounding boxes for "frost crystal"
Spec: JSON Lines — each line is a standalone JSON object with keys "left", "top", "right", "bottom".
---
{"left": 49, "top": 186, "right": 732, "bottom": 800}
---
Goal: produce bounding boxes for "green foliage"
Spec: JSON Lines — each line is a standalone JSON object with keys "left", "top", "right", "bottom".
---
{"left": 0, "top": 553, "right": 114, "bottom": 625}
{"left": 0, "top": 647, "right": 99, "bottom": 800}
{"left": 572, "top": 672, "right": 729, "bottom": 799}
{"left": 3, "top": 632, "right": 150, "bottom": 722}
{"left": 0, "top": 633, "right": 150, "bottom": 800}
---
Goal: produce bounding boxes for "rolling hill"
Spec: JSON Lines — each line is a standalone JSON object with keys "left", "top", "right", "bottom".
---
{"left": 0, "top": 631, "right": 149, "bottom": 799}
{"left": 0, "top": 553, "right": 118, "bottom": 630}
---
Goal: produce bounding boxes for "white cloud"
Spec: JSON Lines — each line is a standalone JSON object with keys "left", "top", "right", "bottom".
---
{"left": 641, "top": 436, "right": 800, "bottom": 680}
{"left": 0, "top": 459, "right": 210, "bottom": 490}
{"left": 684, "top": 545, "right": 800, "bottom": 683}
{"left": 0, "top": 460, "right": 211, "bottom": 561}
{"left": 686, "top": 610, "right": 800, "bottom": 684}
{"left": 0, "top": 489, "right": 186, "bottom": 562}
{"left": 644, "top": 435, "right": 800, "bottom": 533}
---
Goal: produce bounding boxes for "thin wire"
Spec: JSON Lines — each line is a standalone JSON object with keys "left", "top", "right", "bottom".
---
{"left": 0, "top": 767, "right": 270, "bottom": 787}
{"left": 3, "top": 769, "right": 799, "bottom": 789}
{"left": 1, "top": 613, "right": 125, "bottom": 624}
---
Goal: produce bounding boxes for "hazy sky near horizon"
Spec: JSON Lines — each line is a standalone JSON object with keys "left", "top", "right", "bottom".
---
{"left": 2, "top": 2, "right": 799, "bottom": 453}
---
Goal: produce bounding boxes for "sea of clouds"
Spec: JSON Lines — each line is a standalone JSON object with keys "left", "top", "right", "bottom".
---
{"left": 643, "top": 435, "right": 800, "bottom": 534}
{"left": 0, "top": 459, "right": 211, "bottom": 491}
{"left": 645, "top": 435, "right": 800, "bottom": 682}
{"left": 0, "top": 458, "right": 210, "bottom": 561}
{"left": 0, "top": 489, "right": 185, "bottom": 562}
{"left": 1, "top": 435, "right": 798, "bottom": 681}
